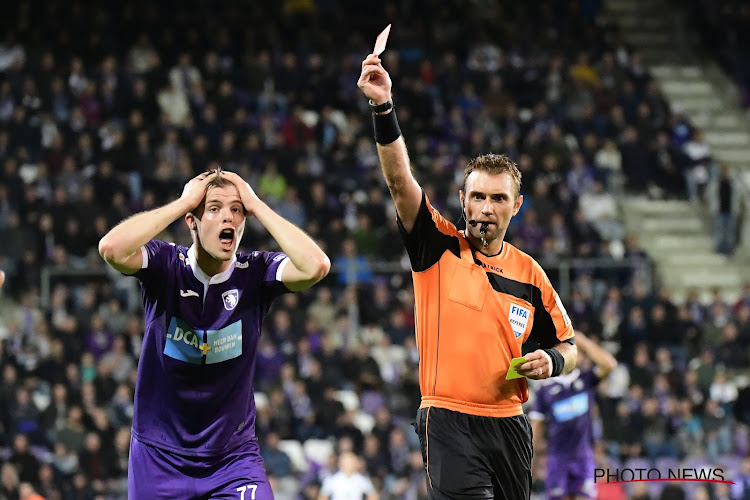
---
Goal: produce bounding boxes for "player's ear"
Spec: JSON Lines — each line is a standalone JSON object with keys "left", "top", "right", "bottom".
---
{"left": 185, "top": 213, "right": 197, "bottom": 231}
{"left": 512, "top": 194, "right": 523, "bottom": 216}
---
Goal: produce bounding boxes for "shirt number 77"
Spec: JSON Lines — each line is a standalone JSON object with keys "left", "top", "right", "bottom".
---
{"left": 236, "top": 484, "right": 257, "bottom": 500}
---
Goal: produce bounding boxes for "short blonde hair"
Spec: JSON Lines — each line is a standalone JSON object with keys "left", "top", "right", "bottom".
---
{"left": 463, "top": 154, "right": 522, "bottom": 198}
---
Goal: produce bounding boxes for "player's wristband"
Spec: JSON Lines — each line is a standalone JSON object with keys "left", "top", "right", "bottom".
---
{"left": 544, "top": 348, "right": 565, "bottom": 377}
{"left": 373, "top": 108, "right": 402, "bottom": 145}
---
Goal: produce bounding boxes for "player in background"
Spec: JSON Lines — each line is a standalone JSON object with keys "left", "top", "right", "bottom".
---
{"left": 529, "top": 331, "right": 617, "bottom": 500}
{"left": 99, "top": 168, "right": 330, "bottom": 499}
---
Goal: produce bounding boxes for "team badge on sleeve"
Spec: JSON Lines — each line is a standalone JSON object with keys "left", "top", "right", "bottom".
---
{"left": 222, "top": 289, "right": 239, "bottom": 311}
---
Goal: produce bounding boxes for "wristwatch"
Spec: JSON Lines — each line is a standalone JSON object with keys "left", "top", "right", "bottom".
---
{"left": 369, "top": 99, "right": 394, "bottom": 113}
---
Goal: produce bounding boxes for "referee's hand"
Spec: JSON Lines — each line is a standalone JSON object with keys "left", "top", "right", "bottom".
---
{"left": 358, "top": 53, "right": 392, "bottom": 106}
{"left": 516, "top": 350, "right": 553, "bottom": 380}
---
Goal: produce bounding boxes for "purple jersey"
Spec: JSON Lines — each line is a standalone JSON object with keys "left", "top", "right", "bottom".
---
{"left": 529, "top": 368, "right": 599, "bottom": 458}
{"left": 131, "top": 240, "right": 289, "bottom": 456}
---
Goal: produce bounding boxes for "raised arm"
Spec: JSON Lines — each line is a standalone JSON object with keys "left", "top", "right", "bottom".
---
{"left": 357, "top": 54, "right": 422, "bottom": 232}
{"left": 575, "top": 331, "right": 618, "bottom": 379}
{"left": 221, "top": 171, "right": 330, "bottom": 292}
{"left": 98, "top": 171, "right": 216, "bottom": 275}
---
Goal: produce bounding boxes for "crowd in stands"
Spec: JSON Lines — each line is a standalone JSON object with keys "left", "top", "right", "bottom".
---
{"left": 0, "top": 0, "right": 749, "bottom": 499}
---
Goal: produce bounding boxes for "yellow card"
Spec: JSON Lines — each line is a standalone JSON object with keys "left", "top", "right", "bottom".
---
{"left": 506, "top": 357, "right": 527, "bottom": 380}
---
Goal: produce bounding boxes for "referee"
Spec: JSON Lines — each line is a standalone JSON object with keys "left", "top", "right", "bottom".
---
{"left": 358, "top": 54, "right": 578, "bottom": 499}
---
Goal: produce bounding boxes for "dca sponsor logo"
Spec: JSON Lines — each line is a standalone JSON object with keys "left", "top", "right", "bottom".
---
{"left": 164, "top": 317, "right": 243, "bottom": 364}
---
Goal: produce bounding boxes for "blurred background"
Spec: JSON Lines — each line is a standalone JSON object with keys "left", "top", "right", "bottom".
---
{"left": 0, "top": 0, "right": 749, "bottom": 498}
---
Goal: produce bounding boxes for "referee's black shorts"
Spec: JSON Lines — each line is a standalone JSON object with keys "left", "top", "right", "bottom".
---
{"left": 414, "top": 407, "right": 532, "bottom": 499}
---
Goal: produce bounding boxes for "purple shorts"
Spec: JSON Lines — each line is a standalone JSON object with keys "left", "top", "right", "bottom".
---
{"left": 128, "top": 436, "right": 273, "bottom": 499}
{"left": 546, "top": 455, "right": 596, "bottom": 500}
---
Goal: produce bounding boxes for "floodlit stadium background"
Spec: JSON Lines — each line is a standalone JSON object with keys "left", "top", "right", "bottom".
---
{"left": 1, "top": 0, "right": 749, "bottom": 498}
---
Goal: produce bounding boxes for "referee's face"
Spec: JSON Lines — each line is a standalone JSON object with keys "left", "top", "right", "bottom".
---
{"left": 461, "top": 171, "right": 523, "bottom": 249}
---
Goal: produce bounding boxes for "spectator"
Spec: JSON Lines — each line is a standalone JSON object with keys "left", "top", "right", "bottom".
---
{"left": 34, "top": 463, "right": 59, "bottom": 500}
{"left": 706, "top": 163, "right": 742, "bottom": 255}
{"left": 157, "top": 82, "right": 190, "bottom": 126}
{"left": 319, "top": 452, "right": 378, "bottom": 500}
{"left": 56, "top": 406, "right": 86, "bottom": 455}
{"left": 9, "top": 434, "right": 38, "bottom": 484}
{"left": 17, "top": 482, "right": 45, "bottom": 500}
{"left": 334, "top": 238, "right": 373, "bottom": 287}
{"left": 681, "top": 129, "right": 712, "bottom": 202}
{"left": 0, "top": 463, "right": 19, "bottom": 500}
{"left": 578, "top": 179, "right": 624, "bottom": 243}
{"left": 261, "top": 432, "right": 293, "bottom": 479}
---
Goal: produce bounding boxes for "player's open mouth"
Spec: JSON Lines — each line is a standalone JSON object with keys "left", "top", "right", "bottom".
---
{"left": 219, "top": 228, "right": 235, "bottom": 250}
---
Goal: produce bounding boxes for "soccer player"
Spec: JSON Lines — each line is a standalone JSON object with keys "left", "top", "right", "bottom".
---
{"left": 98, "top": 169, "right": 330, "bottom": 499}
{"left": 529, "top": 332, "right": 617, "bottom": 500}
{"left": 358, "top": 54, "right": 577, "bottom": 499}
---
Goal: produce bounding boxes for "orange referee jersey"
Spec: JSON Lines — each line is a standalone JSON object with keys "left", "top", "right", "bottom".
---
{"left": 398, "top": 193, "right": 575, "bottom": 418}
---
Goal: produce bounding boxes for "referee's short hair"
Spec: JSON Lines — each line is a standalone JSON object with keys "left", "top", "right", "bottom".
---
{"left": 463, "top": 154, "right": 522, "bottom": 199}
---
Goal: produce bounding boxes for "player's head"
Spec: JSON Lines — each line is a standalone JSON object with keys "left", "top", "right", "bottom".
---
{"left": 185, "top": 168, "right": 246, "bottom": 260}
{"left": 460, "top": 153, "right": 523, "bottom": 244}
{"left": 338, "top": 451, "right": 360, "bottom": 476}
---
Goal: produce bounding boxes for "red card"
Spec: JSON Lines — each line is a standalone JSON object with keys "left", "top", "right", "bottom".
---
{"left": 373, "top": 24, "right": 391, "bottom": 56}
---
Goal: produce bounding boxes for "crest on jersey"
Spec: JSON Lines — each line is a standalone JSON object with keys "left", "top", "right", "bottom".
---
{"left": 508, "top": 304, "right": 530, "bottom": 338}
{"left": 222, "top": 289, "right": 239, "bottom": 310}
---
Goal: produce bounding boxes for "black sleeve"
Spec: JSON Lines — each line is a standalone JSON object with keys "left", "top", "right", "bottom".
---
{"left": 396, "top": 192, "right": 460, "bottom": 272}
{"left": 526, "top": 306, "right": 558, "bottom": 349}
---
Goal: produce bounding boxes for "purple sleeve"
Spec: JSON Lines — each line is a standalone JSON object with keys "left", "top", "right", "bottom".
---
{"left": 133, "top": 240, "right": 177, "bottom": 284}
{"left": 529, "top": 387, "right": 548, "bottom": 419}
{"left": 253, "top": 251, "right": 291, "bottom": 299}
{"left": 582, "top": 369, "right": 601, "bottom": 389}
{"left": 258, "top": 251, "right": 289, "bottom": 283}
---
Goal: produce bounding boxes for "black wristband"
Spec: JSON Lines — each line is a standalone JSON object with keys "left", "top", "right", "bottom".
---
{"left": 373, "top": 109, "right": 402, "bottom": 145}
{"left": 544, "top": 348, "right": 565, "bottom": 377}
{"left": 369, "top": 99, "right": 394, "bottom": 113}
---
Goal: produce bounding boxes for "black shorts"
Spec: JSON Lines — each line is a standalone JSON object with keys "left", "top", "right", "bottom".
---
{"left": 414, "top": 407, "right": 532, "bottom": 500}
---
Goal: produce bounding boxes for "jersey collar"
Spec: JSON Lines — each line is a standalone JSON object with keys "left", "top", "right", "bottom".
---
{"left": 554, "top": 368, "right": 581, "bottom": 386}
{"left": 187, "top": 244, "right": 237, "bottom": 287}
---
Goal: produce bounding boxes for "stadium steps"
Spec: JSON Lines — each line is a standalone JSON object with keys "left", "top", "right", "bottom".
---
{"left": 620, "top": 197, "right": 749, "bottom": 302}
{"left": 605, "top": 0, "right": 750, "bottom": 302}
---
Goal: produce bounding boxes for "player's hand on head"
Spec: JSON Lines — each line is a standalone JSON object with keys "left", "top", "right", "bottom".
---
{"left": 516, "top": 350, "right": 553, "bottom": 380}
{"left": 180, "top": 170, "right": 217, "bottom": 210}
{"left": 358, "top": 53, "right": 392, "bottom": 105}
{"left": 220, "top": 171, "right": 261, "bottom": 216}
